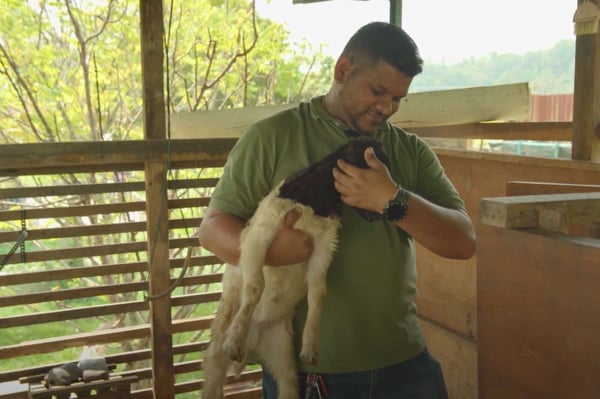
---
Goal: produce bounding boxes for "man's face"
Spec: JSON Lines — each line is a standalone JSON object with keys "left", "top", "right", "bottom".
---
{"left": 336, "top": 57, "right": 413, "bottom": 134}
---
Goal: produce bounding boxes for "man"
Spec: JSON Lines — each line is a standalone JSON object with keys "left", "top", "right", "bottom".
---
{"left": 198, "top": 21, "right": 476, "bottom": 399}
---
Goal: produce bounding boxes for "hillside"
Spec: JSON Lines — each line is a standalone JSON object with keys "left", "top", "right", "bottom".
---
{"left": 411, "top": 39, "right": 575, "bottom": 94}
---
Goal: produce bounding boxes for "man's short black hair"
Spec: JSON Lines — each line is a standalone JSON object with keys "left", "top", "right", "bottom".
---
{"left": 341, "top": 21, "right": 423, "bottom": 77}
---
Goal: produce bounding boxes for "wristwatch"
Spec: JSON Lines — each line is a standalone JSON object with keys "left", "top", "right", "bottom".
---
{"left": 382, "top": 187, "right": 409, "bottom": 222}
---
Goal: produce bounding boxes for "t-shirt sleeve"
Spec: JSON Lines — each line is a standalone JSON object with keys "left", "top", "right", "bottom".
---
{"left": 209, "top": 124, "right": 274, "bottom": 221}
{"left": 414, "top": 138, "right": 466, "bottom": 211}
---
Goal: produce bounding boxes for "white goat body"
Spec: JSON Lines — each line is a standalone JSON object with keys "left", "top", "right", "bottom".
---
{"left": 201, "top": 188, "right": 339, "bottom": 399}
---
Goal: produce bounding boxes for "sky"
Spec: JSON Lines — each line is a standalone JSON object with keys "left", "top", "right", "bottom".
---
{"left": 255, "top": 0, "right": 577, "bottom": 64}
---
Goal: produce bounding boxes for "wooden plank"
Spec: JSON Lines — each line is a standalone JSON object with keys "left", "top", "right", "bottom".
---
{"left": 0, "top": 218, "right": 202, "bottom": 243}
{"left": 503, "top": 182, "right": 600, "bottom": 235}
{"left": 538, "top": 204, "right": 600, "bottom": 235}
{"left": 572, "top": 0, "right": 600, "bottom": 161}
{"left": 0, "top": 159, "right": 223, "bottom": 178}
{"left": 0, "top": 257, "right": 221, "bottom": 286}
{"left": 0, "top": 275, "right": 222, "bottom": 307}
{"left": 0, "top": 198, "right": 208, "bottom": 222}
{"left": 410, "top": 121, "right": 571, "bottom": 140}
{"left": 435, "top": 147, "right": 600, "bottom": 173}
{"left": 0, "top": 282, "right": 148, "bottom": 308}
{"left": 0, "top": 317, "right": 212, "bottom": 359}
{"left": 506, "top": 181, "right": 600, "bottom": 196}
{"left": 0, "top": 300, "right": 149, "bottom": 329}
{"left": 478, "top": 192, "right": 600, "bottom": 229}
{"left": 0, "top": 178, "right": 217, "bottom": 199}
{"left": 0, "top": 139, "right": 235, "bottom": 174}
{"left": 0, "top": 237, "right": 197, "bottom": 265}
{"left": 478, "top": 225, "right": 600, "bottom": 398}
{"left": 1, "top": 292, "right": 219, "bottom": 329}
{"left": 170, "top": 82, "right": 530, "bottom": 138}
{"left": 0, "top": 181, "right": 145, "bottom": 199}
{"left": 28, "top": 375, "right": 138, "bottom": 399}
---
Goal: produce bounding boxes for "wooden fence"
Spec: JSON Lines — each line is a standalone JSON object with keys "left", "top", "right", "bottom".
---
{"left": 0, "top": 139, "right": 262, "bottom": 399}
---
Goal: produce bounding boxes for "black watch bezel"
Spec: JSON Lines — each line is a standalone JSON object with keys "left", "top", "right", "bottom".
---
{"left": 382, "top": 188, "right": 409, "bottom": 222}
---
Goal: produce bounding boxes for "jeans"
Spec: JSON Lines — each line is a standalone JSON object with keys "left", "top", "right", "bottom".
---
{"left": 261, "top": 350, "right": 449, "bottom": 399}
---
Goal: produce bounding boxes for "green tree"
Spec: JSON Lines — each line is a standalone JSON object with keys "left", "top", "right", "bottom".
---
{"left": 0, "top": 0, "right": 332, "bottom": 144}
{"left": 412, "top": 39, "right": 575, "bottom": 94}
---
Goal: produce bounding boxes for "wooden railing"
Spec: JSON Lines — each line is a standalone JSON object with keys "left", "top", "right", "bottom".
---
{"left": 0, "top": 139, "right": 263, "bottom": 399}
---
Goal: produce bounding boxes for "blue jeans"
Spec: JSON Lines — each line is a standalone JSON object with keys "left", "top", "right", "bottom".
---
{"left": 261, "top": 350, "right": 449, "bottom": 399}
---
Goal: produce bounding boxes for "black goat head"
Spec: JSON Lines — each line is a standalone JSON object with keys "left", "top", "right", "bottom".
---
{"left": 278, "top": 138, "right": 389, "bottom": 221}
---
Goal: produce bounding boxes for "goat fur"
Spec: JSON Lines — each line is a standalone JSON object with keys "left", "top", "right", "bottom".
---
{"left": 201, "top": 138, "right": 389, "bottom": 399}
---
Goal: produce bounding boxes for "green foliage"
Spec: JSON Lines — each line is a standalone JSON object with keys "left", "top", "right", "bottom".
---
{"left": 412, "top": 40, "right": 575, "bottom": 94}
{"left": 0, "top": 1, "right": 577, "bottom": 144}
{"left": 0, "top": 0, "right": 332, "bottom": 144}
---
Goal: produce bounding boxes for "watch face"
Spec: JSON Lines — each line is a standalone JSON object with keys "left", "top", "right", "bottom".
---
{"left": 385, "top": 201, "right": 408, "bottom": 221}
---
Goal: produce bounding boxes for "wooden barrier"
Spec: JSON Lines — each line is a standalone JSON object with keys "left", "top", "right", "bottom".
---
{"left": 477, "top": 193, "right": 600, "bottom": 399}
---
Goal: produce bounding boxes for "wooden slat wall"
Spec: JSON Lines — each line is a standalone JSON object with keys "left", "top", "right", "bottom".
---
{"left": 0, "top": 139, "right": 263, "bottom": 398}
{"left": 424, "top": 148, "right": 600, "bottom": 399}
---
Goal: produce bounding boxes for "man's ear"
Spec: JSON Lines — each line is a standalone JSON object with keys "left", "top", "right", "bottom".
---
{"left": 334, "top": 56, "right": 353, "bottom": 83}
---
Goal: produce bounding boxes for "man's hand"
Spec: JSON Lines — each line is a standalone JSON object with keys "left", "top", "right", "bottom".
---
{"left": 333, "top": 147, "right": 398, "bottom": 213}
{"left": 265, "top": 209, "right": 313, "bottom": 267}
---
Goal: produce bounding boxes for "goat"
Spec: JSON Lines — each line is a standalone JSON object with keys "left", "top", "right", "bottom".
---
{"left": 201, "top": 137, "right": 389, "bottom": 399}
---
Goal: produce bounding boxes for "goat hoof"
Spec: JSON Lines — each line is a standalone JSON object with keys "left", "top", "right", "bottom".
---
{"left": 222, "top": 339, "right": 244, "bottom": 362}
{"left": 299, "top": 348, "right": 319, "bottom": 365}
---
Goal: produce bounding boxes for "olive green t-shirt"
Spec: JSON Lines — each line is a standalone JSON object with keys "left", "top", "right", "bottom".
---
{"left": 209, "top": 96, "right": 465, "bottom": 373}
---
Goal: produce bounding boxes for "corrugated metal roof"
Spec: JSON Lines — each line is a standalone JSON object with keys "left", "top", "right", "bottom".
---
{"left": 528, "top": 94, "right": 573, "bottom": 122}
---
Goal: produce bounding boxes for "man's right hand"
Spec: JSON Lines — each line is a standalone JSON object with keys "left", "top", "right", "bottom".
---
{"left": 265, "top": 209, "right": 313, "bottom": 267}
{"left": 198, "top": 207, "right": 313, "bottom": 267}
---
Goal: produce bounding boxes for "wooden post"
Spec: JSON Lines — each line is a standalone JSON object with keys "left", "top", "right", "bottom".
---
{"left": 572, "top": 0, "right": 600, "bottom": 161}
{"left": 139, "top": 1, "right": 174, "bottom": 399}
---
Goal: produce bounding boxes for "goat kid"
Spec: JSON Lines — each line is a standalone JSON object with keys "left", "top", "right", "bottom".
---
{"left": 201, "top": 138, "right": 389, "bottom": 399}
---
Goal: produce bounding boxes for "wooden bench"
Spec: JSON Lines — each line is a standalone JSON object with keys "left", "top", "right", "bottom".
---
{"left": 18, "top": 364, "right": 138, "bottom": 399}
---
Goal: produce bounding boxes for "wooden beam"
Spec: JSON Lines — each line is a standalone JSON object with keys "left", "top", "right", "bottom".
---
{"left": 410, "top": 121, "right": 571, "bottom": 140}
{"left": 478, "top": 192, "right": 600, "bottom": 229}
{"left": 139, "top": 1, "right": 174, "bottom": 398}
{"left": 140, "top": 0, "right": 166, "bottom": 140}
{"left": 170, "top": 82, "right": 530, "bottom": 138}
{"left": 572, "top": 0, "right": 600, "bottom": 160}
{"left": 506, "top": 181, "right": 600, "bottom": 196}
{"left": 0, "top": 139, "right": 235, "bottom": 174}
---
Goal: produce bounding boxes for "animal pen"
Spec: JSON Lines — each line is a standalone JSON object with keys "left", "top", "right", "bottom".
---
{"left": 1, "top": 1, "right": 599, "bottom": 399}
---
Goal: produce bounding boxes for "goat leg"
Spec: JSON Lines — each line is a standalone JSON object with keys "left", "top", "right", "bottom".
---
{"left": 299, "top": 223, "right": 338, "bottom": 365}
{"left": 223, "top": 207, "right": 282, "bottom": 362}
